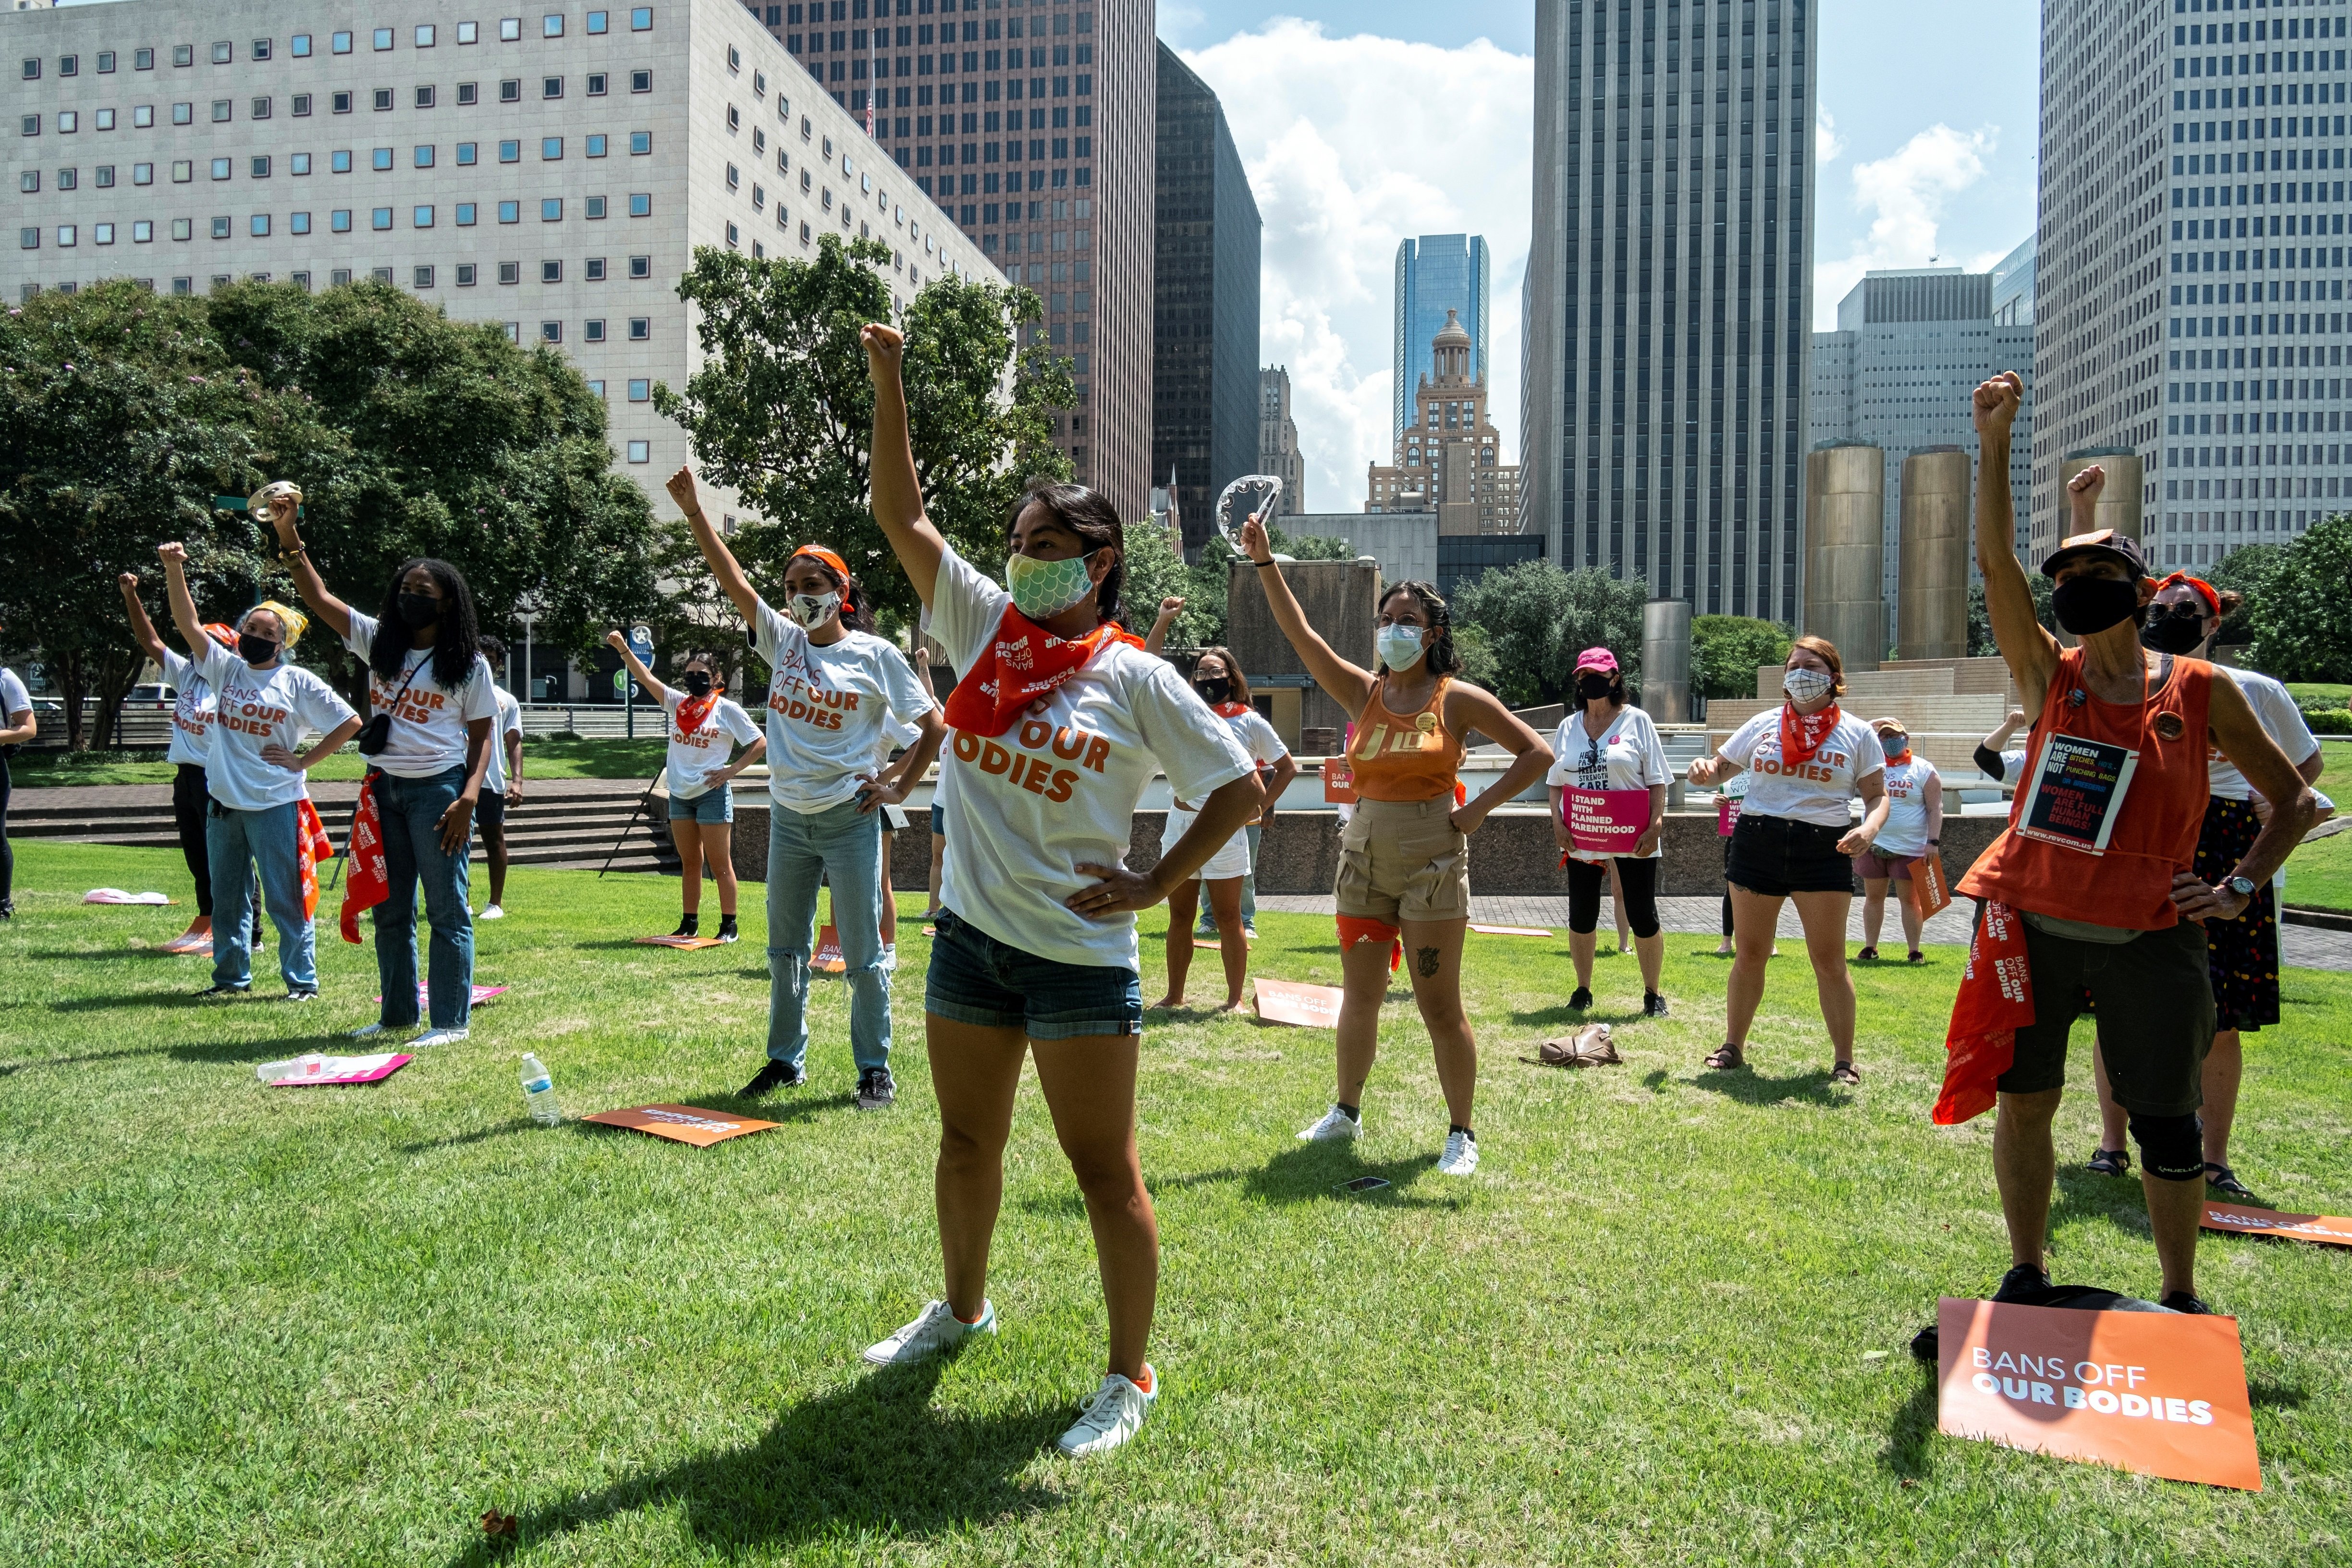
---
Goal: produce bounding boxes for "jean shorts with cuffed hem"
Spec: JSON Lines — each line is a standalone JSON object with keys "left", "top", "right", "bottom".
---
{"left": 668, "top": 783, "right": 734, "bottom": 824}
{"left": 924, "top": 908, "right": 1142, "bottom": 1039}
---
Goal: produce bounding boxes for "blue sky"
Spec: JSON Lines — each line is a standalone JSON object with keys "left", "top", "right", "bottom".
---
{"left": 1169, "top": 0, "right": 2042, "bottom": 507}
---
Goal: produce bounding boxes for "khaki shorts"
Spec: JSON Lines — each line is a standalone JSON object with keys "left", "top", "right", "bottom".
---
{"left": 1335, "top": 796, "right": 1470, "bottom": 926}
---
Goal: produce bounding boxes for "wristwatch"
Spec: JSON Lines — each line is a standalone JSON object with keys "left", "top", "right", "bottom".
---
{"left": 2226, "top": 874, "right": 2258, "bottom": 903}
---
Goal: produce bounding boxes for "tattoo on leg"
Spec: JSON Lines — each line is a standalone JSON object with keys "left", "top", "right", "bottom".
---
{"left": 1416, "top": 946, "right": 1441, "bottom": 978}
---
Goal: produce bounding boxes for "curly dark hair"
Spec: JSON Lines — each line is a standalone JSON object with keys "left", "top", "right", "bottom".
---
{"left": 369, "top": 557, "right": 484, "bottom": 690}
{"left": 477, "top": 634, "right": 507, "bottom": 672}
{"left": 1379, "top": 580, "right": 1460, "bottom": 677}
{"left": 1011, "top": 480, "right": 1125, "bottom": 625}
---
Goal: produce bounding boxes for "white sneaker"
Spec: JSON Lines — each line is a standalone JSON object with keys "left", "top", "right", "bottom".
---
{"left": 409, "top": 1028, "right": 471, "bottom": 1048}
{"left": 480, "top": 904, "right": 506, "bottom": 921}
{"left": 1055, "top": 1367, "right": 1158, "bottom": 1458}
{"left": 347, "top": 1022, "right": 391, "bottom": 1039}
{"left": 1436, "top": 1129, "right": 1480, "bottom": 1176}
{"left": 1297, "top": 1104, "right": 1362, "bottom": 1143}
{"left": 861, "top": 1298, "right": 996, "bottom": 1366}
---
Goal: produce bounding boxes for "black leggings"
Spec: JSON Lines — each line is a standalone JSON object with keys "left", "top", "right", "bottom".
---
{"left": 0, "top": 748, "right": 12, "bottom": 905}
{"left": 1567, "top": 855, "right": 1660, "bottom": 939}
{"left": 1721, "top": 832, "right": 1736, "bottom": 936}
{"left": 172, "top": 762, "right": 260, "bottom": 927}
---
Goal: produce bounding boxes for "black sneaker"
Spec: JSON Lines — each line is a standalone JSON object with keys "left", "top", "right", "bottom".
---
{"left": 2205, "top": 1163, "right": 2256, "bottom": 1200}
{"left": 1994, "top": 1264, "right": 2052, "bottom": 1303}
{"left": 196, "top": 983, "right": 251, "bottom": 1000}
{"left": 284, "top": 987, "right": 319, "bottom": 1003}
{"left": 1642, "top": 991, "right": 1669, "bottom": 1018}
{"left": 740, "top": 1058, "right": 805, "bottom": 1098}
{"left": 1568, "top": 986, "right": 1593, "bottom": 1010}
{"left": 856, "top": 1067, "right": 896, "bottom": 1110}
{"left": 672, "top": 913, "right": 700, "bottom": 939}
{"left": 2161, "top": 1291, "right": 2214, "bottom": 1315}
{"left": 0, "top": 898, "right": 14, "bottom": 920}
{"left": 717, "top": 914, "right": 740, "bottom": 944}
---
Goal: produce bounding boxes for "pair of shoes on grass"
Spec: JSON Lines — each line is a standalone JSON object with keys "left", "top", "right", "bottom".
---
{"left": 1296, "top": 1104, "right": 1479, "bottom": 1176}
{"left": 346, "top": 1020, "right": 470, "bottom": 1048}
{"left": 1568, "top": 988, "right": 1670, "bottom": 1018}
{"left": 860, "top": 1299, "right": 1155, "bottom": 1457}
{"left": 739, "top": 1059, "right": 896, "bottom": 1109}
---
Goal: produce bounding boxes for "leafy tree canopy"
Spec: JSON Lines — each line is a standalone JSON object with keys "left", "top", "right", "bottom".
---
{"left": 1690, "top": 615, "right": 1793, "bottom": 701}
{"left": 2222, "top": 518, "right": 2352, "bottom": 681}
{"left": 1453, "top": 560, "right": 1649, "bottom": 707}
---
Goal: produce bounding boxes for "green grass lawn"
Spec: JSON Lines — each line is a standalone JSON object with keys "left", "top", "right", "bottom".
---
{"left": 2287, "top": 683, "right": 2351, "bottom": 710}
{"left": 11, "top": 735, "right": 669, "bottom": 789}
{"left": 2288, "top": 829, "right": 2352, "bottom": 913}
{"left": 4, "top": 841, "right": 2350, "bottom": 1565}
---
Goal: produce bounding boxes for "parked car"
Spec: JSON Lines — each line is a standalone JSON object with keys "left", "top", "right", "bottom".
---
{"left": 127, "top": 683, "right": 178, "bottom": 709}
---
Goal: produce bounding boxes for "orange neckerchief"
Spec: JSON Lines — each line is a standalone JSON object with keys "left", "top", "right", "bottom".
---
{"left": 1210, "top": 700, "right": 1252, "bottom": 718}
{"left": 942, "top": 605, "right": 1141, "bottom": 738}
{"left": 1933, "top": 901, "right": 2035, "bottom": 1125}
{"left": 1778, "top": 700, "right": 1842, "bottom": 768}
{"left": 674, "top": 692, "right": 718, "bottom": 741}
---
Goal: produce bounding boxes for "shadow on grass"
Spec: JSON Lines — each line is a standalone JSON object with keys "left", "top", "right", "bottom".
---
{"left": 24, "top": 947, "right": 164, "bottom": 962}
{"left": 1510, "top": 1004, "right": 1647, "bottom": 1029}
{"left": 1241, "top": 1144, "right": 1454, "bottom": 1208}
{"left": 1683, "top": 1065, "right": 1846, "bottom": 1108}
{"left": 449, "top": 1359, "right": 1059, "bottom": 1563}
{"left": 2248, "top": 1378, "right": 2309, "bottom": 1410}
{"left": 1878, "top": 1364, "right": 1941, "bottom": 1481}
{"left": 167, "top": 1033, "right": 364, "bottom": 1066}
{"left": 1014, "top": 1165, "right": 1256, "bottom": 1219}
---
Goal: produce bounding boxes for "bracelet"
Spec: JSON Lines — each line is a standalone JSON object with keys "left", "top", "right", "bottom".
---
{"left": 1253, "top": 558, "right": 1279, "bottom": 569}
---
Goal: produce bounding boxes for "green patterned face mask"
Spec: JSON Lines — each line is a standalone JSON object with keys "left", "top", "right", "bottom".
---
{"left": 1005, "top": 551, "right": 1099, "bottom": 620}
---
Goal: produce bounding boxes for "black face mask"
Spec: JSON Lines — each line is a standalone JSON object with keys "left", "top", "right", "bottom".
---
{"left": 1195, "top": 677, "right": 1232, "bottom": 705}
{"left": 2141, "top": 606, "right": 2209, "bottom": 656}
{"left": 397, "top": 591, "right": 442, "bottom": 630}
{"left": 2051, "top": 576, "right": 2145, "bottom": 636}
{"left": 1576, "top": 673, "right": 1615, "bottom": 701}
{"left": 681, "top": 672, "right": 714, "bottom": 697}
{"left": 238, "top": 633, "right": 280, "bottom": 666}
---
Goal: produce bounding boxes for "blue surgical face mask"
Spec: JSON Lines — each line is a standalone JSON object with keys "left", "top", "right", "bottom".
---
{"left": 1375, "top": 625, "right": 1426, "bottom": 672}
{"left": 1005, "top": 551, "right": 1099, "bottom": 621}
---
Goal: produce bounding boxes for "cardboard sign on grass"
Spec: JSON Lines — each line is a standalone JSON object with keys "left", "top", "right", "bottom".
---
{"left": 582, "top": 1103, "right": 780, "bottom": 1147}
{"left": 1254, "top": 979, "right": 1345, "bottom": 1028}
{"left": 1469, "top": 925, "right": 1554, "bottom": 937}
{"left": 1935, "top": 1297, "right": 2261, "bottom": 1491}
{"left": 85, "top": 889, "right": 176, "bottom": 906}
{"left": 634, "top": 934, "right": 725, "bottom": 950}
{"left": 269, "top": 1053, "right": 412, "bottom": 1087}
{"left": 2201, "top": 1201, "right": 2352, "bottom": 1248}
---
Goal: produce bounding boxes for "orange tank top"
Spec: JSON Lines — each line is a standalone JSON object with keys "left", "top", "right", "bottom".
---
{"left": 1958, "top": 648, "right": 2214, "bottom": 929}
{"left": 1347, "top": 675, "right": 1463, "bottom": 802}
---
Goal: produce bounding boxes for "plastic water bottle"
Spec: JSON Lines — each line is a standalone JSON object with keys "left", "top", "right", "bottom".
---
{"left": 520, "top": 1053, "right": 561, "bottom": 1126}
{"left": 255, "top": 1051, "right": 327, "bottom": 1084}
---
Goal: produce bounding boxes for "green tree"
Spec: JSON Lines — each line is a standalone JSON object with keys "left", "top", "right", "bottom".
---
{"left": 2232, "top": 517, "right": 2352, "bottom": 680}
{"left": 0, "top": 282, "right": 288, "bottom": 747}
{"left": 654, "top": 235, "right": 1074, "bottom": 629}
{"left": 2205, "top": 541, "right": 2291, "bottom": 650}
{"left": 1453, "top": 560, "right": 1648, "bottom": 707}
{"left": 205, "top": 280, "right": 663, "bottom": 695}
{"left": 1690, "top": 614, "right": 1793, "bottom": 700}
{"left": 1117, "top": 519, "right": 1194, "bottom": 637}
{"left": 1966, "top": 573, "right": 2056, "bottom": 655}
{"left": 1267, "top": 524, "right": 1357, "bottom": 563}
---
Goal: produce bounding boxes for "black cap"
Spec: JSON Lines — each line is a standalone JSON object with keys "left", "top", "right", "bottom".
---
{"left": 2039, "top": 527, "right": 2150, "bottom": 580}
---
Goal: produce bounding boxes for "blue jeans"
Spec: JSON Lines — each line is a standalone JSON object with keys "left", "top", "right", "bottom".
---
{"left": 926, "top": 908, "right": 1142, "bottom": 1040}
{"left": 766, "top": 797, "right": 889, "bottom": 1072}
{"left": 1200, "top": 821, "right": 1262, "bottom": 931}
{"left": 206, "top": 800, "right": 315, "bottom": 991}
{"left": 371, "top": 767, "right": 475, "bottom": 1029}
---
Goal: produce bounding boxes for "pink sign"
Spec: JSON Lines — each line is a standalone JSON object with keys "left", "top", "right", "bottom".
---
{"left": 270, "top": 1052, "right": 413, "bottom": 1087}
{"left": 1564, "top": 789, "right": 1651, "bottom": 854}
{"left": 1717, "top": 795, "right": 1744, "bottom": 836}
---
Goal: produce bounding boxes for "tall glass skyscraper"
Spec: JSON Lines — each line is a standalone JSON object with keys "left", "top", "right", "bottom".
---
{"left": 1394, "top": 234, "right": 1491, "bottom": 439}
{"left": 1523, "top": 0, "right": 1815, "bottom": 621}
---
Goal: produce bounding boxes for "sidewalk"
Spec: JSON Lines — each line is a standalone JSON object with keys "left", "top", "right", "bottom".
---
{"left": 1251, "top": 894, "right": 2352, "bottom": 973}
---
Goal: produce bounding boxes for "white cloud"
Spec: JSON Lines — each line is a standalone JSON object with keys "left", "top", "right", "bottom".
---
{"left": 1813, "top": 123, "right": 1997, "bottom": 329}
{"left": 1815, "top": 106, "right": 1844, "bottom": 166}
{"left": 1181, "top": 23, "right": 1532, "bottom": 514}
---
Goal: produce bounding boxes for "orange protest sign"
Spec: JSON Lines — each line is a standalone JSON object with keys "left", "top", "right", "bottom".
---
{"left": 1936, "top": 1297, "right": 2261, "bottom": 1490}
{"left": 634, "top": 934, "right": 725, "bottom": 949}
{"left": 1905, "top": 850, "right": 1953, "bottom": 920}
{"left": 2201, "top": 1201, "right": 2352, "bottom": 1248}
{"left": 1321, "top": 760, "right": 1358, "bottom": 805}
{"left": 1253, "top": 978, "right": 1346, "bottom": 1028}
{"left": 812, "top": 924, "right": 846, "bottom": 974}
{"left": 581, "top": 1103, "right": 780, "bottom": 1147}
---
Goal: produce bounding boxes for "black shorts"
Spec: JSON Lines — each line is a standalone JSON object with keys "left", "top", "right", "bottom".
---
{"left": 1996, "top": 915, "right": 2215, "bottom": 1116}
{"left": 476, "top": 790, "right": 507, "bottom": 830}
{"left": 1726, "top": 813, "right": 1856, "bottom": 897}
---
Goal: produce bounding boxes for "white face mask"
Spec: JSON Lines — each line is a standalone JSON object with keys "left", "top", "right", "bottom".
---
{"left": 1375, "top": 625, "right": 1426, "bottom": 672}
{"left": 1783, "top": 667, "right": 1835, "bottom": 705}
{"left": 788, "top": 591, "right": 841, "bottom": 630}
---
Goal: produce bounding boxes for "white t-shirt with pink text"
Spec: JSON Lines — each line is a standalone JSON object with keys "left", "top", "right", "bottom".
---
{"left": 662, "top": 690, "right": 763, "bottom": 799}
{"left": 1718, "top": 709, "right": 1886, "bottom": 829}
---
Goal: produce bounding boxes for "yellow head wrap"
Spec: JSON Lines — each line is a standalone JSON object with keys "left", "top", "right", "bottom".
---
{"left": 246, "top": 599, "right": 311, "bottom": 647}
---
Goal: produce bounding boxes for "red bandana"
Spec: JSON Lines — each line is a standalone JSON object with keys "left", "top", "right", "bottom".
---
{"left": 674, "top": 693, "right": 718, "bottom": 741}
{"left": 941, "top": 605, "right": 1143, "bottom": 738}
{"left": 1778, "top": 700, "right": 1842, "bottom": 768}
{"left": 1210, "top": 700, "right": 1252, "bottom": 718}
{"left": 339, "top": 775, "right": 389, "bottom": 944}
{"left": 1933, "top": 900, "right": 2036, "bottom": 1126}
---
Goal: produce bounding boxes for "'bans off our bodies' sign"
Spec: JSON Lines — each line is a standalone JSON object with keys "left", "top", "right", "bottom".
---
{"left": 1563, "top": 789, "right": 1651, "bottom": 855}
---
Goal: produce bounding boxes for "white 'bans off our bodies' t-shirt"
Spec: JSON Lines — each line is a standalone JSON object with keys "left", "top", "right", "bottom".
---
{"left": 751, "top": 600, "right": 932, "bottom": 814}
{"left": 342, "top": 611, "right": 500, "bottom": 779}
{"left": 191, "top": 641, "right": 357, "bottom": 812}
{"left": 662, "top": 689, "right": 763, "bottom": 798}
{"left": 1546, "top": 703, "right": 1672, "bottom": 861}
{"left": 1874, "top": 755, "right": 1941, "bottom": 859}
{"left": 1718, "top": 708, "right": 1886, "bottom": 829}
{"left": 160, "top": 648, "right": 220, "bottom": 768}
{"left": 481, "top": 686, "right": 524, "bottom": 796}
{"left": 929, "top": 546, "right": 1255, "bottom": 971}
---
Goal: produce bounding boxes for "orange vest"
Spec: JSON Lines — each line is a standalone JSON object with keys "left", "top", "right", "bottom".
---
{"left": 1958, "top": 648, "right": 2214, "bottom": 929}
{"left": 1348, "top": 675, "right": 1463, "bottom": 802}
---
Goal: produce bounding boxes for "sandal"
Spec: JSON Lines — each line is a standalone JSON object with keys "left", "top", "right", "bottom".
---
{"left": 1907, "top": 950, "right": 1925, "bottom": 965}
{"left": 1704, "top": 1043, "right": 1745, "bottom": 1070}
{"left": 1831, "top": 1061, "right": 1861, "bottom": 1086}
{"left": 2086, "top": 1148, "right": 2131, "bottom": 1177}
{"left": 1855, "top": 945, "right": 1879, "bottom": 962}
{"left": 2205, "top": 1163, "right": 2256, "bottom": 1200}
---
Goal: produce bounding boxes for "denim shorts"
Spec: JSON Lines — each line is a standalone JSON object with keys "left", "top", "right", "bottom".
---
{"left": 929, "top": 801, "right": 946, "bottom": 836}
{"left": 924, "top": 907, "right": 1142, "bottom": 1040}
{"left": 668, "top": 783, "right": 734, "bottom": 824}
{"left": 1726, "top": 812, "right": 1857, "bottom": 897}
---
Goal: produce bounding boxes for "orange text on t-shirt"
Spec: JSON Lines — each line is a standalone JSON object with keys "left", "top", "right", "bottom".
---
{"left": 220, "top": 697, "right": 292, "bottom": 736}
{"left": 951, "top": 717, "right": 1111, "bottom": 803}
{"left": 1751, "top": 745, "right": 1850, "bottom": 783}
{"left": 768, "top": 673, "right": 862, "bottom": 732}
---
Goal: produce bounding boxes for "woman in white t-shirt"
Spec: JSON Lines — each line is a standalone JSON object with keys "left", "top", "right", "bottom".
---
{"left": 0, "top": 652, "right": 34, "bottom": 922}
{"left": 1852, "top": 718, "right": 1943, "bottom": 966}
{"left": 852, "top": 322, "right": 1263, "bottom": 1459}
{"left": 157, "top": 542, "right": 363, "bottom": 998}
{"left": 608, "top": 630, "right": 767, "bottom": 943}
{"left": 665, "top": 475, "right": 945, "bottom": 1110}
{"left": 267, "top": 485, "right": 500, "bottom": 1047}
{"left": 1545, "top": 646, "right": 1671, "bottom": 1017}
{"left": 1686, "top": 636, "right": 1890, "bottom": 1084}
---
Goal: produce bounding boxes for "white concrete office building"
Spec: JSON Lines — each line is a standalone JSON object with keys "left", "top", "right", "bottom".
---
{"left": 2, "top": 0, "right": 999, "bottom": 522}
